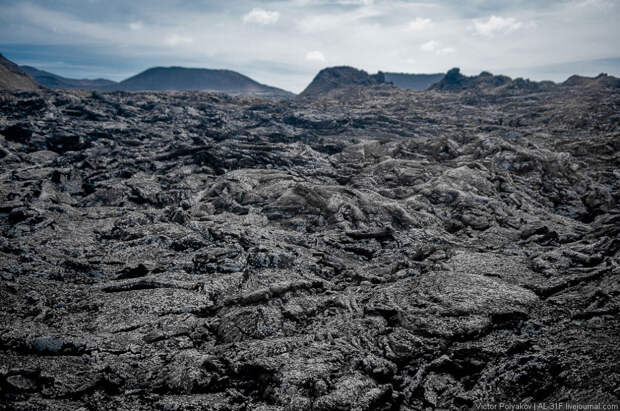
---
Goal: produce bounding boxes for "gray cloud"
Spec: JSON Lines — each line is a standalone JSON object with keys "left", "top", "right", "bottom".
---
{"left": 0, "top": 0, "right": 618, "bottom": 92}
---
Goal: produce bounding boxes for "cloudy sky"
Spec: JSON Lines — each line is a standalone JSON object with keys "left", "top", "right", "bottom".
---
{"left": 1, "top": 0, "right": 619, "bottom": 93}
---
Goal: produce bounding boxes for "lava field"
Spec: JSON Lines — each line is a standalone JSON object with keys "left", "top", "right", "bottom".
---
{"left": 0, "top": 82, "right": 619, "bottom": 410}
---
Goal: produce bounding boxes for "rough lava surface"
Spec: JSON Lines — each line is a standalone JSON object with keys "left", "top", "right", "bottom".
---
{"left": 0, "top": 74, "right": 619, "bottom": 410}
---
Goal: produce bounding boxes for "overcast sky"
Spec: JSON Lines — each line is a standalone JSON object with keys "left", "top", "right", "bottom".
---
{"left": 1, "top": 0, "right": 619, "bottom": 93}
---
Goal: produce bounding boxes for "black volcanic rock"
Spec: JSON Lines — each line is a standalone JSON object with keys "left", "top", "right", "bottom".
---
{"left": 20, "top": 66, "right": 117, "bottom": 90}
{"left": 431, "top": 67, "right": 468, "bottom": 90}
{"left": 0, "top": 76, "right": 619, "bottom": 409}
{"left": 383, "top": 72, "right": 444, "bottom": 90}
{"left": 428, "top": 67, "right": 494, "bottom": 91}
{"left": 300, "top": 66, "right": 386, "bottom": 97}
{"left": 1, "top": 122, "right": 32, "bottom": 143}
{"left": 0, "top": 54, "right": 40, "bottom": 92}
{"left": 102, "top": 66, "right": 294, "bottom": 98}
{"left": 506, "top": 77, "right": 556, "bottom": 92}
{"left": 563, "top": 72, "right": 620, "bottom": 89}
{"left": 429, "top": 67, "right": 560, "bottom": 95}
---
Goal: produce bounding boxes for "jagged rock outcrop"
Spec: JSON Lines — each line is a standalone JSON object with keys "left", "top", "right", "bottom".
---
{"left": 299, "top": 66, "right": 386, "bottom": 98}
{"left": 429, "top": 67, "right": 558, "bottom": 94}
{"left": 0, "top": 74, "right": 619, "bottom": 409}
{"left": 563, "top": 73, "right": 620, "bottom": 89}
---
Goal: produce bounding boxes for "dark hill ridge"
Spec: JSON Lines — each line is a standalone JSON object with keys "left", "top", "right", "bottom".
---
{"left": 299, "top": 66, "right": 386, "bottom": 98}
{"left": 7, "top": 51, "right": 620, "bottom": 98}
{"left": 429, "top": 67, "right": 520, "bottom": 92}
{"left": 383, "top": 72, "right": 444, "bottom": 90}
{"left": 430, "top": 67, "right": 620, "bottom": 94}
{"left": 304, "top": 66, "right": 620, "bottom": 96}
{"left": 21, "top": 66, "right": 117, "bottom": 90}
{"left": 562, "top": 72, "right": 620, "bottom": 88}
{"left": 0, "top": 54, "right": 40, "bottom": 92}
{"left": 16, "top": 62, "right": 293, "bottom": 98}
{"left": 102, "top": 66, "right": 294, "bottom": 98}
{"left": 301, "top": 66, "right": 551, "bottom": 97}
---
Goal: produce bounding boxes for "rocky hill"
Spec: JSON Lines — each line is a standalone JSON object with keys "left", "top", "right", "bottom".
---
{"left": 101, "top": 66, "right": 294, "bottom": 98}
{"left": 299, "top": 66, "right": 386, "bottom": 97}
{"left": 0, "top": 73, "right": 619, "bottom": 409}
{"left": 563, "top": 72, "right": 620, "bottom": 89}
{"left": 0, "top": 54, "right": 40, "bottom": 92}
{"left": 21, "top": 66, "right": 117, "bottom": 90}
{"left": 383, "top": 72, "right": 444, "bottom": 90}
{"left": 429, "top": 67, "right": 557, "bottom": 94}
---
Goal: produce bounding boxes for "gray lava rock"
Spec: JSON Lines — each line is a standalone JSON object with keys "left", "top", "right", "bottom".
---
{"left": 0, "top": 79, "right": 618, "bottom": 409}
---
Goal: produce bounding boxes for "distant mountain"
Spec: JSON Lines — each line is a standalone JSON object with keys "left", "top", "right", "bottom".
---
{"left": 429, "top": 67, "right": 557, "bottom": 93}
{"left": 0, "top": 54, "right": 40, "bottom": 92}
{"left": 383, "top": 72, "right": 444, "bottom": 90}
{"left": 299, "top": 66, "right": 386, "bottom": 98}
{"left": 101, "top": 66, "right": 294, "bottom": 98}
{"left": 21, "top": 66, "right": 117, "bottom": 90}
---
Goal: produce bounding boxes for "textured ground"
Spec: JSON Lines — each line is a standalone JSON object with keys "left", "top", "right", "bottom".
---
{"left": 0, "top": 83, "right": 619, "bottom": 410}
